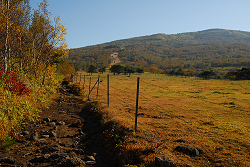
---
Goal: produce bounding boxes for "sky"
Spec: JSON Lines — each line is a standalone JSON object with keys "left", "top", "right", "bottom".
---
{"left": 30, "top": 0, "right": 250, "bottom": 49}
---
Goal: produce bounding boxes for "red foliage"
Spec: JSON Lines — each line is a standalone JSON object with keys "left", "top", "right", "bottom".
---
{"left": 0, "top": 69, "right": 31, "bottom": 96}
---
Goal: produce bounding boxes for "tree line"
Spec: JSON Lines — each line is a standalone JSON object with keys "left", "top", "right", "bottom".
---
{"left": 86, "top": 64, "right": 144, "bottom": 76}
{"left": 0, "top": 0, "right": 71, "bottom": 83}
{"left": 85, "top": 64, "right": 250, "bottom": 80}
{"left": 166, "top": 67, "right": 250, "bottom": 80}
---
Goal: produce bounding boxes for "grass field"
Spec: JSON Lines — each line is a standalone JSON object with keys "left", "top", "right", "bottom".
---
{"left": 74, "top": 72, "right": 250, "bottom": 166}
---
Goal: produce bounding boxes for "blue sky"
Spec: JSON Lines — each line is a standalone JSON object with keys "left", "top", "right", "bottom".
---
{"left": 30, "top": 0, "right": 250, "bottom": 49}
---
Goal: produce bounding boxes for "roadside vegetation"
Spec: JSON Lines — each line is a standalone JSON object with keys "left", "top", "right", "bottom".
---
{"left": 76, "top": 71, "right": 250, "bottom": 166}
{"left": 0, "top": 0, "right": 73, "bottom": 148}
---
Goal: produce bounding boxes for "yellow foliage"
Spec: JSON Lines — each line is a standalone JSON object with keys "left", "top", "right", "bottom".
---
{"left": 0, "top": 68, "right": 63, "bottom": 146}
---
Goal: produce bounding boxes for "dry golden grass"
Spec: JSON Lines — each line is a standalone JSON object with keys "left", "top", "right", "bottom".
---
{"left": 74, "top": 72, "right": 250, "bottom": 166}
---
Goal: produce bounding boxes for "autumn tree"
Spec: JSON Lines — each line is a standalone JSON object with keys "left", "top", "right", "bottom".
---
{"left": 28, "top": 0, "right": 68, "bottom": 83}
{"left": 56, "top": 58, "right": 74, "bottom": 75}
{"left": 0, "top": 0, "right": 68, "bottom": 84}
{"left": 0, "top": 0, "right": 31, "bottom": 71}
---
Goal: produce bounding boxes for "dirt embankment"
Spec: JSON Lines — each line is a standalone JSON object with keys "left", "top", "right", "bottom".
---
{"left": 109, "top": 52, "right": 121, "bottom": 67}
{"left": 0, "top": 83, "right": 114, "bottom": 167}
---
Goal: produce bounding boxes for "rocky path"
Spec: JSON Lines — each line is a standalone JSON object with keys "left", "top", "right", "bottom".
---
{"left": 109, "top": 52, "right": 121, "bottom": 67}
{"left": 0, "top": 83, "right": 114, "bottom": 167}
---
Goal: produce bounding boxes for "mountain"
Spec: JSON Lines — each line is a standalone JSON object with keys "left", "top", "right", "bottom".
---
{"left": 68, "top": 29, "right": 250, "bottom": 72}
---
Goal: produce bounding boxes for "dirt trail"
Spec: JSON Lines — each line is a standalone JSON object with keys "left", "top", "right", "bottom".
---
{"left": 109, "top": 52, "right": 121, "bottom": 67}
{"left": 0, "top": 83, "right": 114, "bottom": 167}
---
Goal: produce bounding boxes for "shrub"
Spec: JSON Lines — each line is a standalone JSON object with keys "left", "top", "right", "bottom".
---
{"left": 0, "top": 69, "right": 31, "bottom": 96}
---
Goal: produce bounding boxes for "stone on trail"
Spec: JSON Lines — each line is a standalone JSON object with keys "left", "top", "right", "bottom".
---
{"left": 41, "top": 135, "right": 50, "bottom": 138}
{"left": 21, "top": 131, "right": 29, "bottom": 136}
{"left": 59, "top": 110, "right": 67, "bottom": 114}
{"left": 62, "top": 158, "right": 86, "bottom": 166}
{"left": 57, "top": 121, "right": 65, "bottom": 125}
{"left": 43, "top": 118, "right": 50, "bottom": 122}
{"left": 30, "top": 132, "right": 39, "bottom": 141}
{"left": 0, "top": 157, "right": 16, "bottom": 164}
{"left": 83, "top": 155, "right": 95, "bottom": 161}
{"left": 30, "top": 156, "right": 45, "bottom": 163}
{"left": 49, "top": 122, "right": 56, "bottom": 127}
{"left": 155, "top": 157, "right": 176, "bottom": 167}
{"left": 174, "top": 145, "right": 201, "bottom": 157}
{"left": 49, "top": 153, "right": 68, "bottom": 161}
{"left": 49, "top": 131, "right": 57, "bottom": 137}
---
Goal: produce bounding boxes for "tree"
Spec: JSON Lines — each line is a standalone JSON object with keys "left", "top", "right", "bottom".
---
{"left": 136, "top": 68, "right": 144, "bottom": 74}
{"left": 226, "top": 67, "right": 250, "bottom": 80}
{"left": 56, "top": 58, "right": 74, "bottom": 75}
{"left": 87, "top": 65, "right": 97, "bottom": 75}
{"left": 0, "top": 0, "right": 31, "bottom": 72}
{"left": 151, "top": 67, "right": 158, "bottom": 74}
{"left": 29, "top": 0, "right": 68, "bottom": 84}
{"left": 124, "top": 66, "right": 135, "bottom": 77}
{"left": 0, "top": 0, "right": 68, "bottom": 85}
{"left": 98, "top": 67, "right": 106, "bottom": 74}
{"left": 175, "top": 68, "right": 184, "bottom": 76}
{"left": 198, "top": 70, "right": 217, "bottom": 79}
{"left": 235, "top": 67, "right": 250, "bottom": 80}
{"left": 110, "top": 64, "right": 124, "bottom": 75}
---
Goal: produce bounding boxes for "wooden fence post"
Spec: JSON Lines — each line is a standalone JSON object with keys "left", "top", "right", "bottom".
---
{"left": 88, "top": 77, "right": 91, "bottom": 100}
{"left": 79, "top": 73, "right": 81, "bottom": 84}
{"left": 83, "top": 75, "right": 86, "bottom": 89}
{"left": 97, "top": 75, "right": 100, "bottom": 98}
{"left": 107, "top": 74, "right": 109, "bottom": 107}
{"left": 135, "top": 77, "right": 140, "bottom": 132}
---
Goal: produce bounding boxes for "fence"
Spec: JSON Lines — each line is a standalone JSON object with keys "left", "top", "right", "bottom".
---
{"left": 72, "top": 73, "right": 140, "bottom": 132}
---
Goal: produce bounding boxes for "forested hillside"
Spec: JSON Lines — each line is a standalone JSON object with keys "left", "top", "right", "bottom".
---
{"left": 68, "top": 29, "right": 250, "bottom": 73}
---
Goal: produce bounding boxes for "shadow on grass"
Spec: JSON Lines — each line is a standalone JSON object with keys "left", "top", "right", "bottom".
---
{"left": 80, "top": 101, "right": 148, "bottom": 166}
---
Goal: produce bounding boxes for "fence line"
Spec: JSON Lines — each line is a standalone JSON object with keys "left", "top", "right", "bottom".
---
{"left": 135, "top": 77, "right": 140, "bottom": 132}
{"left": 72, "top": 73, "right": 140, "bottom": 132}
{"left": 88, "top": 76, "right": 100, "bottom": 100}
{"left": 107, "top": 74, "right": 110, "bottom": 107}
{"left": 72, "top": 73, "right": 166, "bottom": 111}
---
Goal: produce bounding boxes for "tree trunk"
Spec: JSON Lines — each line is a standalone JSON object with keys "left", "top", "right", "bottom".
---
{"left": 19, "top": 38, "right": 23, "bottom": 71}
{"left": 4, "top": 0, "right": 9, "bottom": 71}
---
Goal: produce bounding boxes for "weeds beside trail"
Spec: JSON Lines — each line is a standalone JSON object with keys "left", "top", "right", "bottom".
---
{"left": 0, "top": 69, "right": 64, "bottom": 148}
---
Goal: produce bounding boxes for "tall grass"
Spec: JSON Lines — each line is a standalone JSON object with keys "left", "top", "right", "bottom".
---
{"left": 76, "top": 71, "right": 250, "bottom": 166}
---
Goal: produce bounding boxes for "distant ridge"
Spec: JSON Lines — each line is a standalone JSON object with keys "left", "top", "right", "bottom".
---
{"left": 68, "top": 29, "right": 250, "bottom": 71}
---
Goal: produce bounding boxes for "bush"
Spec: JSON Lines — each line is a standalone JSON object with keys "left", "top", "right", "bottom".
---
{"left": 0, "top": 69, "right": 31, "bottom": 96}
{"left": 198, "top": 70, "right": 217, "bottom": 79}
{"left": 0, "top": 66, "right": 63, "bottom": 147}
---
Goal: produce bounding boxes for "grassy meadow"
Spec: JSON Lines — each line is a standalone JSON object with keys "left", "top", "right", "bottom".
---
{"left": 74, "top": 72, "right": 250, "bottom": 166}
